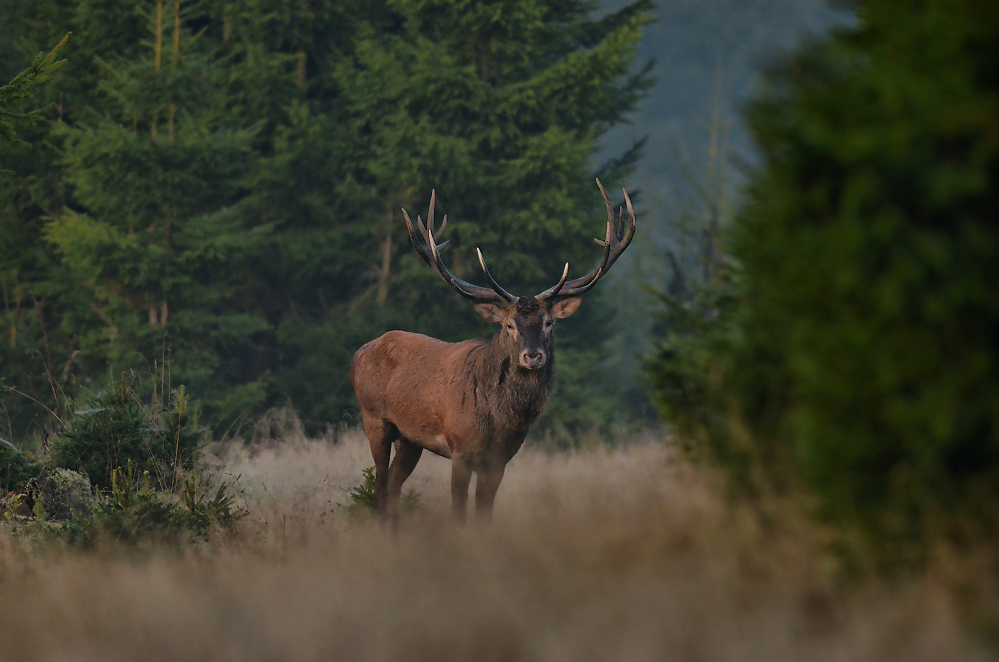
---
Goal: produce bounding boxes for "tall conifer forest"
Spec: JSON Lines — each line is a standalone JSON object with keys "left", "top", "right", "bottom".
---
{"left": 0, "top": 0, "right": 653, "bottom": 440}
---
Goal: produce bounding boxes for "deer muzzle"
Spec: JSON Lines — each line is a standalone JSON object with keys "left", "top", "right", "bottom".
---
{"left": 520, "top": 348, "right": 546, "bottom": 370}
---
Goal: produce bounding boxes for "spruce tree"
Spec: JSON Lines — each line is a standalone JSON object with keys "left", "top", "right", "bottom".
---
{"left": 0, "top": 33, "right": 69, "bottom": 149}
{"left": 0, "top": 25, "right": 75, "bottom": 440}
{"left": 46, "top": 0, "right": 266, "bottom": 422}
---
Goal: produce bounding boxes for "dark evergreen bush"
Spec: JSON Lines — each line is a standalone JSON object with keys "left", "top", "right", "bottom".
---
{"left": 645, "top": 265, "right": 741, "bottom": 458}
{"left": 0, "top": 441, "right": 42, "bottom": 492}
{"left": 58, "top": 463, "right": 239, "bottom": 546}
{"left": 729, "top": 0, "right": 998, "bottom": 548}
{"left": 51, "top": 377, "right": 201, "bottom": 491}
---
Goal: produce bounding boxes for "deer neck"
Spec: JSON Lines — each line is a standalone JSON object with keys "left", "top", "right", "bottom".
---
{"left": 481, "top": 332, "right": 555, "bottom": 429}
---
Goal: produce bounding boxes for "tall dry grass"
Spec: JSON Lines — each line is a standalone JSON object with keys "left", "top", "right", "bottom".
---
{"left": 0, "top": 429, "right": 991, "bottom": 661}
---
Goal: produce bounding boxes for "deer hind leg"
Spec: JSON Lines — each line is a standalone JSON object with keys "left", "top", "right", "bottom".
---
{"left": 474, "top": 466, "right": 506, "bottom": 522}
{"left": 450, "top": 458, "right": 473, "bottom": 524}
{"left": 362, "top": 415, "right": 397, "bottom": 517}
{"left": 387, "top": 439, "right": 423, "bottom": 528}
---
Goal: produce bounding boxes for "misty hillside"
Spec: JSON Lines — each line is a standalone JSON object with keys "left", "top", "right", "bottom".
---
{"left": 602, "top": 0, "right": 847, "bottom": 196}
{"left": 595, "top": 1, "right": 849, "bottom": 415}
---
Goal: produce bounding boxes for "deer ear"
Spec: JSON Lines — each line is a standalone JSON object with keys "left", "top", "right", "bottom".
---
{"left": 551, "top": 296, "right": 584, "bottom": 319}
{"left": 473, "top": 303, "right": 506, "bottom": 323}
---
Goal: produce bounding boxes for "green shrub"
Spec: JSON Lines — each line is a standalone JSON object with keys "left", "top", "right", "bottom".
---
{"left": 1, "top": 375, "right": 239, "bottom": 546}
{"left": 0, "top": 441, "right": 43, "bottom": 492}
{"left": 59, "top": 463, "right": 240, "bottom": 546}
{"left": 347, "top": 467, "right": 421, "bottom": 518}
{"left": 51, "top": 376, "right": 201, "bottom": 491}
{"left": 655, "top": 0, "right": 999, "bottom": 553}
{"left": 646, "top": 266, "right": 741, "bottom": 456}
{"left": 62, "top": 463, "right": 191, "bottom": 545}
{"left": 179, "top": 474, "right": 240, "bottom": 533}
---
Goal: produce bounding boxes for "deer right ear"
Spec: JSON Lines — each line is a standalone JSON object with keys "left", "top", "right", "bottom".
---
{"left": 551, "top": 296, "right": 584, "bottom": 319}
{"left": 473, "top": 303, "right": 506, "bottom": 323}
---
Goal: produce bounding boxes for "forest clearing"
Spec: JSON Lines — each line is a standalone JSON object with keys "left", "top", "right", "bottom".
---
{"left": 0, "top": 429, "right": 991, "bottom": 662}
{"left": 3, "top": 1, "right": 998, "bottom": 659}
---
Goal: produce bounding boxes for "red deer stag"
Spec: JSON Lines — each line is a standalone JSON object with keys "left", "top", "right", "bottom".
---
{"left": 351, "top": 180, "right": 635, "bottom": 524}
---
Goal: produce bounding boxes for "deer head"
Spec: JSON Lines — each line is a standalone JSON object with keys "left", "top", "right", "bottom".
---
{"left": 402, "top": 179, "right": 636, "bottom": 370}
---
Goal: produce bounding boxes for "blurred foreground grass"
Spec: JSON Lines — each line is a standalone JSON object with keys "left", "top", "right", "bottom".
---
{"left": 0, "top": 429, "right": 995, "bottom": 661}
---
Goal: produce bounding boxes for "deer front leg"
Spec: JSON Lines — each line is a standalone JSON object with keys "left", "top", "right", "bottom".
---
{"left": 386, "top": 439, "right": 423, "bottom": 532}
{"left": 450, "top": 458, "right": 473, "bottom": 524}
{"left": 475, "top": 466, "right": 505, "bottom": 521}
{"left": 362, "top": 415, "right": 394, "bottom": 518}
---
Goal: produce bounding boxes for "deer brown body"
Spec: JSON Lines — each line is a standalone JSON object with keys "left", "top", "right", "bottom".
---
{"left": 351, "top": 180, "right": 634, "bottom": 524}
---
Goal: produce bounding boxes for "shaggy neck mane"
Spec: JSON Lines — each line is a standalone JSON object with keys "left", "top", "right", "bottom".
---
{"left": 470, "top": 330, "right": 555, "bottom": 430}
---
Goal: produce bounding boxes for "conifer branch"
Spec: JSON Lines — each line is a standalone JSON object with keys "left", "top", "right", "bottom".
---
{"left": 0, "top": 32, "right": 71, "bottom": 145}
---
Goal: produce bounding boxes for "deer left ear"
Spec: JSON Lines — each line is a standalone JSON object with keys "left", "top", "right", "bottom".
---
{"left": 551, "top": 296, "right": 584, "bottom": 319}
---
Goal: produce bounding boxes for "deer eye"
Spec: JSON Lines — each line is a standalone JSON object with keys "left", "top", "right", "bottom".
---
{"left": 544, "top": 318, "right": 553, "bottom": 329}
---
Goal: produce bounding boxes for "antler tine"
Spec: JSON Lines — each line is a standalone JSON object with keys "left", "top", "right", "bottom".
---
{"left": 424, "top": 191, "right": 448, "bottom": 236}
{"left": 476, "top": 248, "right": 518, "bottom": 302}
{"left": 600, "top": 187, "right": 636, "bottom": 274}
{"left": 565, "top": 178, "right": 616, "bottom": 289}
{"left": 536, "top": 179, "right": 636, "bottom": 301}
{"left": 403, "top": 207, "right": 428, "bottom": 261}
{"left": 427, "top": 216, "right": 509, "bottom": 303}
{"left": 597, "top": 177, "right": 615, "bottom": 239}
{"left": 403, "top": 192, "right": 512, "bottom": 305}
{"left": 427, "top": 189, "right": 437, "bottom": 235}
{"left": 535, "top": 262, "right": 570, "bottom": 301}
{"left": 403, "top": 207, "right": 448, "bottom": 271}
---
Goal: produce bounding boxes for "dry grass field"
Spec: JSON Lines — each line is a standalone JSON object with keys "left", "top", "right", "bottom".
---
{"left": 0, "top": 429, "right": 992, "bottom": 661}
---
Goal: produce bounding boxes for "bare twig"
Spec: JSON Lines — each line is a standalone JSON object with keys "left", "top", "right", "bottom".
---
{"left": 31, "top": 294, "right": 63, "bottom": 423}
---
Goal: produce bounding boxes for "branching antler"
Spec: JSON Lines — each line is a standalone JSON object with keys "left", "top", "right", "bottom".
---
{"left": 403, "top": 190, "right": 516, "bottom": 305}
{"left": 536, "top": 178, "right": 636, "bottom": 302}
{"left": 405, "top": 180, "right": 635, "bottom": 306}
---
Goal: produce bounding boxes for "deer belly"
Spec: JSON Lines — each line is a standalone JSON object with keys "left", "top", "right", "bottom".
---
{"left": 421, "top": 434, "right": 452, "bottom": 459}
{"left": 396, "top": 424, "right": 451, "bottom": 459}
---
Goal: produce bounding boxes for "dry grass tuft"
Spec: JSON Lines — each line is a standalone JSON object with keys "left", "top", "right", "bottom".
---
{"left": 0, "top": 431, "right": 992, "bottom": 661}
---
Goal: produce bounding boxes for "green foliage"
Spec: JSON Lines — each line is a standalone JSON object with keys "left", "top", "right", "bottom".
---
{"left": 0, "top": 370, "right": 240, "bottom": 545}
{"left": 58, "top": 462, "right": 236, "bottom": 545}
{"left": 0, "top": 0, "right": 652, "bottom": 441}
{"left": 0, "top": 441, "right": 43, "bottom": 492}
{"left": 347, "top": 466, "right": 420, "bottom": 518}
{"left": 96, "top": 463, "right": 192, "bottom": 543}
{"left": 51, "top": 375, "right": 201, "bottom": 491}
{"left": 0, "top": 33, "right": 69, "bottom": 148}
{"left": 654, "top": 0, "right": 999, "bottom": 551}
{"left": 0, "top": 491, "right": 28, "bottom": 523}
{"left": 180, "top": 473, "right": 240, "bottom": 533}
{"left": 645, "top": 267, "right": 740, "bottom": 456}
{"left": 46, "top": 0, "right": 268, "bottom": 425}
{"left": 261, "top": 0, "right": 654, "bottom": 436}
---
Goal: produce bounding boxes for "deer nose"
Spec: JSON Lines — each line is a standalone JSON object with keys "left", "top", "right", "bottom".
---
{"left": 520, "top": 348, "right": 546, "bottom": 369}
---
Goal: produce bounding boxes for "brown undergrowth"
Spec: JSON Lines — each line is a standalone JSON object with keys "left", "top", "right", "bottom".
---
{"left": 0, "top": 429, "right": 993, "bottom": 661}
